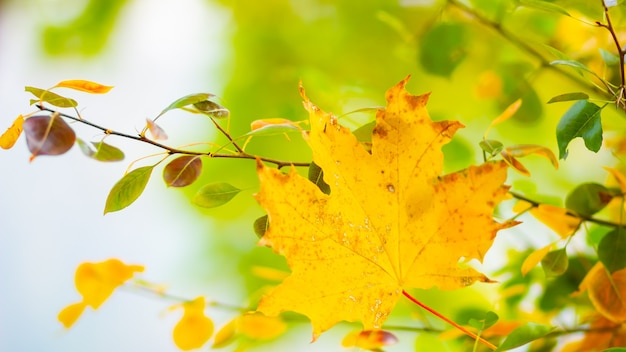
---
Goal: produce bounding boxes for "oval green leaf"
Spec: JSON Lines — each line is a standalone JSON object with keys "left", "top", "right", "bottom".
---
{"left": 244, "top": 124, "right": 299, "bottom": 138}
{"left": 494, "top": 323, "right": 554, "bottom": 351}
{"left": 76, "top": 139, "right": 124, "bottom": 161}
{"left": 194, "top": 100, "right": 230, "bottom": 119}
{"left": 541, "top": 248, "right": 569, "bottom": 277}
{"left": 192, "top": 182, "right": 241, "bottom": 208}
{"left": 308, "top": 161, "right": 330, "bottom": 195}
{"left": 547, "top": 92, "right": 589, "bottom": 104}
{"left": 162, "top": 155, "right": 202, "bottom": 188}
{"left": 419, "top": 23, "right": 467, "bottom": 77}
{"left": 565, "top": 182, "right": 612, "bottom": 217}
{"left": 104, "top": 166, "right": 154, "bottom": 214}
{"left": 25, "top": 86, "right": 78, "bottom": 108}
{"left": 556, "top": 100, "right": 603, "bottom": 159}
{"left": 598, "top": 228, "right": 626, "bottom": 273}
{"left": 157, "top": 93, "right": 214, "bottom": 119}
{"left": 253, "top": 215, "right": 269, "bottom": 238}
{"left": 24, "top": 115, "right": 76, "bottom": 160}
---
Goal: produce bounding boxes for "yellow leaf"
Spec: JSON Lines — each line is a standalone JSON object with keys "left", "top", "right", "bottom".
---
{"left": 250, "top": 118, "right": 297, "bottom": 131}
{"left": 503, "top": 144, "right": 559, "bottom": 169}
{"left": 530, "top": 204, "right": 581, "bottom": 239}
{"left": 255, "top": 77, "right": 515, "bottom": 338}
{"left": 483, "top": 98, "right": 522, "bottom": 139}
{"left": 212, "top": 318, "right": 237, "bottom": 349}
{"left": 75, "top": 259, "right": 144, "bottom": 309}
{"left": 521, "top": 243, "right": 555, "bottom": 276}
{"left": 501, "top": 150, "right": 530, "bottom": 176}
{"left": 560, "top": 314, "right": 626, "bottom": 352}
{"left": 236, "top": 312, "right": 286, "bottom": 340}
{"left": 54, "top": 79, "right": 114, "bottom": 94}
{"left": 0, "top": 115, "right": 24, "bottom": 149}
{"left": 250, "top": 266, "right": 289, "bottom": 282}
{"left": 578, "top": 262, "right": 626, "bottom": 323}
{"left": 58, "top": 302, "right": 87, "bottom": 328}
{"left": 172, "top": 297, "right": 214, "bottom": 351}
{"left": 605, "top": 166, "right": 626, "bottom": 194}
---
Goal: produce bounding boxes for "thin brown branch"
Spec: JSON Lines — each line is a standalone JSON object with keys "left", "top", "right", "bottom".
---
{"left": 36, "top": 105, "right": 310, "bottom": 170}
{"left": 597, "top": 0, "right": 626, "bottom": 108}
{"left": 509, "top": 191, "right": 622, "bottom": 228}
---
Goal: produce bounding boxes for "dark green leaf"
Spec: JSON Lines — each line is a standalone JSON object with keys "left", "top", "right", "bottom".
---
{"left": 194, "top": 100, "right": 230, "bottom": 119}
{"left": 25, "top": 86, "right": 78, "bottom": 108}
{"left": 419, "top": 23, "right": 467, "bottom": 77}
{"left": 193, "top": 182, "right": 241, "bottom": 208}
{"left": 565, "top": 183, "right": 612, "bottom": 217}
{"left": 547, "top": 92, "right": 589, "bottom": 104}
{"left": 598, "top": 228, "right": 626, "bottom": 273}
{"left": 157, "top": 93, "right": 214, "bottom": 119}
{"left": 23, "top": 115, "right": 76, "bottom": 160}
{"left": 76, "top": 139, "right": 124, "bottom": 161}
{"left": 104, "top": 166, "right": 154, "bottom": 214}
{"left": 479, "top": 139, "right": 503, "bottom": 157}
{"left": 494, "top": 323, "right": 554, "bottom": 351}
{"left": 253, "top": 215, "right": 269, "bottom": 238}
{"left": 518, "top": 0, "right": 570, "bottom": 16}
{"left": 541, "top": 248, "right": 569, "bottom": 277}
{"left": 162, "top": 155, "right": 202, "bottom": 188}
{"left": 556, "top": 100, "right": 603, "bottom": 159}
{"left": 308, "top": 161, "right": 330, "bottom": 195}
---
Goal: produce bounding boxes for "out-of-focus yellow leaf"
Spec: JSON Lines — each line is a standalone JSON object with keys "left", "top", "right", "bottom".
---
{"left": 145, "top": 119, "right": 168, "bottom": 140}
{"left": 476, "top": 70, "right": 503, "bottom": 99}
{"left": 560, "top": 314, "right": 626, "bottom": 352}
{"left": 236, "top": 312, "right": 286, "bottom": 340}
{"left": 605, "top": 166, "right": 626, "bottom": 194}
{"left": 251, "top": 266, "right": 289, "bottom": 282}
{"left": 530, "top": 204, "right": 581, "bottom": 239}
{"left": 504, "top": 144, "right": 559, "bottom": 169}
{"left": 578, "top": 262, "right": 626, "bottom": 323}
{"left": 54, "top": 79, "right": 114, "bottom": 94}
{"left": 484, "top": 98, "right": 522, "bottom": 138}
{"left": 501, "top": 150, "right": 530, "bottom": 176}
{"left": 512, "top": 199, "right": 533, "bottom": 214}
{"left": 173, "top": 297, "right": 214, "bottom": 351}
{"left": 212, "top": 318, "right": 237, "bottom": 349}
{"left": 75, "top": 259, "right": 144, "bottom": 309}
{"left": 0, "top": 115, "right": 24, "bottom": 149}
{"left": 341, "top": 329, "right": 398, "bottom": 350}
{"left": 250, "top": 118, "right": 298, "bottom": 131}
{"left": 58, "top": 302, "right": 87, "bottom": 328}
{"left": 521, "top": 243, "right": 555, "bottom": 276}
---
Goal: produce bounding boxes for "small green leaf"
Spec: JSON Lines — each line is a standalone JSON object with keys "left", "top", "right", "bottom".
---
{"left": 598, "top": 228, "right": 626, "bottom": 273}
{"left": 494, "top": 323, "right": 554, "bottom": 351}
{"left": 419, "top": 23, "right": 467, "bottom": 77}
{"left": 162, "top": 155, "right": 202, "bottom": 188}
{"left": 541, "top": 248, "right": 569, "bottom": 277}
{"left": 76, "top": 139, "right": 124, "bottom": 161}
{"left": 468, "top": 311, "right": 499, "bottom": 331}
{"left": 551, "top": 60, "right": 606, "bottom": 82}
{"left": 193, "top": 100, "right": 230, "bottom": 119}
{"left": 253, "top": 215, "right": 269, "bottom": 238}
{"left": 547, "top": 92, "right": 590, "bottom": 104}
{"left": 479, "top": 139, "right": 503, "bottom": 157}
{"left": 556, "top": 100, "right": 603, "bottom": 159}
{"left": 104, "top": 166, "right": 154, "bottom": 214}
{"left": 308, "top": 162, "right": 330, "bottom": 195}
{"left": 193, "top": 183, "right": 241, "bottom": 208}
{"left": 565, "top": 183, "right": 613, "bottom": 217}
{"left": 25, "top": 86, "right": 78, "bottom": 108}
{"left": 157, "top": 93, "right": 214, "bottom": 119}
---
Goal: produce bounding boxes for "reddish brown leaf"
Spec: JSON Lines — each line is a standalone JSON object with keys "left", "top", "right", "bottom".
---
{"left": 23, "top": 114, "right": 76, "bottom": 161}
{"left": 163, "top": 156, "right": 202, "bottom": 187}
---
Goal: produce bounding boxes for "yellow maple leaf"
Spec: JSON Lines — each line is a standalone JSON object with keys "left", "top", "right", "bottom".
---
{"left": 255, "top": 77, "right": 514, "bottom": 338}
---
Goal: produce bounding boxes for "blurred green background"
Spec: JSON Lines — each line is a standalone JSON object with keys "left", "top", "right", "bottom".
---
{"left": 2, "top": 0, "right": 625, "bottom": 351}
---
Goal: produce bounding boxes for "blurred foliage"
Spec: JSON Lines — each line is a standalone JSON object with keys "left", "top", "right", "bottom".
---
{"left": 16, "top": 0, "right": 626, "bottom": 350}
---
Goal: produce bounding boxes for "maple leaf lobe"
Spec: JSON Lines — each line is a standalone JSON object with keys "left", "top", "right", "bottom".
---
{"left": 255, "top": 76, "right": 512, "bottom": 339}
